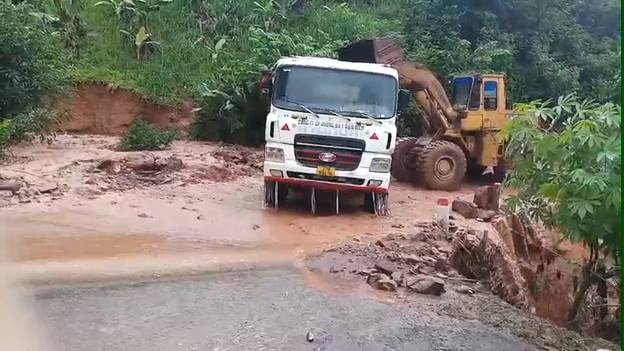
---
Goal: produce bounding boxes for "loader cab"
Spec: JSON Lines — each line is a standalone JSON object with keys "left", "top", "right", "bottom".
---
{"left": 451, "top": 74, "right": 507, "bottom": 113}
{"left": 450, "top": 73, "right": 508, "bottom": 130}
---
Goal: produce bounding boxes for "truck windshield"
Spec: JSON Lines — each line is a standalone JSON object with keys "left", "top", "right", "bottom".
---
{"left": 272, "top": 65, "right": 397, "bottom": 119}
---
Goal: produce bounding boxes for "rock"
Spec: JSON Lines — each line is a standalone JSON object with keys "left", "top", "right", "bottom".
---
{"left": 455, "top": 285, "right": 476, "bottom": 295}
{"left": 476, "top": 209, "right": 497, "bottom": 222}
{"left": 162, "top": 156, "right": 185, "bottom": 172}
{"left": 367, "top": 273, "right": 398, "bottom": 291}
{"left": 252, "top": 224, "right": 260, "bottom": 230}
{"left": 0, "top": 181, "right": 22, "bottom": 195}
{"left": 137, "top": 212, "right": 151, "bottom": 218}
{"left": 406, "top": 274, "right": 445, "bottom": 296}
{"left": 374, "top": 262, "right": 397, "bottom": 275}
{"left": 306, "top": 331, "right": 314, "bottom": 342}
{"left": 375, "top": 239, "right": 386, "bottom": 248}
{"left": 404, "top": 254, "right": 421, "bottom": 265}
{"left": 391, "top": 223, "right": 404, "bottom": 229}
{"left": 452, "top": 199, "right": 477, "bottom": 218}
{"left": 97, "top": 159, "right": 122, "bottom": 174}
{"left": 473, "top": 184, "right": 501, "bottom": 211}
{"left": 473, "top": 186, "right": 490, "bottom": 209}
{"left": 84, "top": 177, "right": 96, "bottom": 185}
{"left": 329, "top": 266, "right": 340, "bottom": 273}
{"left": 126, "top": 154, "right": 156, "bottom": 171}
{"left": 391, "top": 271, "right": 404, "bottom": 285}
{"left": 196, "top": 215, "right": 203, "bottom": 220}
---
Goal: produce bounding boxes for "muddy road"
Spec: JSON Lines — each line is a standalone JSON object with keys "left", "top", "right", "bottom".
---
{"left": 1, "top": 134, "right": 480, "bottom": 280}
{"left": 32, "top": 268, "right": 536, "bottom": 351}
{"left": 0, "top": 135, "right": 616, "bottom": 350}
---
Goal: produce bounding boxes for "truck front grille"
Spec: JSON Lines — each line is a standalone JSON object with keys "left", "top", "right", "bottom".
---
{"left": 294, "top": 134, "right": 365, "bottom": 171}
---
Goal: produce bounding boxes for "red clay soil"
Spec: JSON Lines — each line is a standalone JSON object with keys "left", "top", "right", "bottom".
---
{"left": 57, "top": 84, "right": 196, "bottom": 135}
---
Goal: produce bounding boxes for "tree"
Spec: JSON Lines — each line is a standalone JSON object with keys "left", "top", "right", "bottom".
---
{"left": 501, "top": 94, "right": 620, "bottom": 322}
{"left": 0, "top": 0, "right": 69, "bottom": 117}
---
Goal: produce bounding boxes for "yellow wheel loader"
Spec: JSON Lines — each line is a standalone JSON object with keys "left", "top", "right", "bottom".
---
{"left": 338, "top": 39, "right": 513, "bottom": 190}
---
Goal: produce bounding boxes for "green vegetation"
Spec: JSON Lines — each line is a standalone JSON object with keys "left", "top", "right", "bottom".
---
{"left": 0, "top": 0, "right": 70, "bottom": 153}
{"left": 118, "top": 119, "right": 177, "bottom": 150}
{"left": 69, "top": 0, "right": 619, "bottom": 142}
{"left": 3, "top": 0, "right": 619, "bottom": 145}
{"left": 502, "top": 95, "right": 620, "bottom": 323}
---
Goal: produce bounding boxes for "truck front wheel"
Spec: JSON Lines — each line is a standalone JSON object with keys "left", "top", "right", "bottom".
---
{"left": 364, "top": 192, "right": 389, "bottom": 216}
{"left": 264, "top": 181, "right": 288, "bottom": 207}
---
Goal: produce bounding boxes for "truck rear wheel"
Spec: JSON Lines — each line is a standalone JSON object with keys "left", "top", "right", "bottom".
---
{"left": 417, "top": 140, "right": 466, "bottom": 191}
{"left": 391, "top": 137, "right": 419, "bottom": 182}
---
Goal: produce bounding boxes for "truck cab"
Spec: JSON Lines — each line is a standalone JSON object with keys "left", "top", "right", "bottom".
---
{"left": 262, "top": 57, "right": 408, "bottom": 215}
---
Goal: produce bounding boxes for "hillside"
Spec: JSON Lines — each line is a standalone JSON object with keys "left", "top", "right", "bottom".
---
{"left": 4, "top": 0, "right": 619, "bottom": 143}
{"left": 78, "top": 0, "right": 621, "bottom": 139}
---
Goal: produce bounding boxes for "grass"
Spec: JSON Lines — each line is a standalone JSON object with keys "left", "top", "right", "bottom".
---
{"left": 74, "top": 0, "right": 403, "bottom": 105}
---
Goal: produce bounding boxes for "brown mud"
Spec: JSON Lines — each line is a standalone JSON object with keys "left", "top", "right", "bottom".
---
{"left": 0, "top": 135, "right": 617, "bottom": 348}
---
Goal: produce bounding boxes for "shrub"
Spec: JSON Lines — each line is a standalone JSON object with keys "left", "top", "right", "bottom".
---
{"left": 0, "top": 119, "right": 11, "bottom": 155}
{"left": 502, "top": 94, "right": 620, "bottom": 321}
{"left": 118, "top": 119, "right": 177, "bottom": 151}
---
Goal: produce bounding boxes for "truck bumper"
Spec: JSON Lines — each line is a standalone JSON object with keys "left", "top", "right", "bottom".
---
{"left": 264, "top": 157, "right": 391, "bottom": 195}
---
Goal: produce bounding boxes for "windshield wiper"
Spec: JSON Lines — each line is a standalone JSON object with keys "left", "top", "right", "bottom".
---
{"left": 314, "top": 108, "right": 352, "bottom": 123}
{"left": 341, "top": 110, "right": 382, "bottom": 125}
{"left": 284, "top": 99, "right": 319, "bottom": 119}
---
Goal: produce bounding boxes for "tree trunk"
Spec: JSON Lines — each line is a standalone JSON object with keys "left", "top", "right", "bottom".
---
{"left": 567, "top": 246, "right": 598, "bottom": 323}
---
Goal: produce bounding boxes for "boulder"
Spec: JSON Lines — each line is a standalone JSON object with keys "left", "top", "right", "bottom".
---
{"left": 473, "top": 186, "right": 491, "bottom": 209}
{"left": 473, "top": 183, "right": 501, "bottom": 211}
{"left": 452, "top": 200, "right": 477, "bottom": 218}
{"left": 406, "top": 274, "right": 445, "bottom": 296}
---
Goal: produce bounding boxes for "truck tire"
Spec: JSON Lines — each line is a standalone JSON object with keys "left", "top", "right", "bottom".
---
{"left": 417, "top": 140, "right": 466, "bottom": 191}
{"left": 391, "top": 138, "right": 419, "bottom": 182}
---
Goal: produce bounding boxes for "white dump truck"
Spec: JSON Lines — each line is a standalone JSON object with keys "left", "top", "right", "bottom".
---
{"left": 260, "top": 53, "right": 410, "bottom": 215}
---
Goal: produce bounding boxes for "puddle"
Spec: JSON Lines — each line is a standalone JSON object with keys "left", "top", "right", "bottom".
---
{"left": 9, "top": 233, "right": 213, "bottom": 261}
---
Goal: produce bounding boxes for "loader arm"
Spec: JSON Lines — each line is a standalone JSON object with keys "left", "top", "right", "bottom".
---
{"left": 392, "top": 61, "right": 458, "bottom": 133}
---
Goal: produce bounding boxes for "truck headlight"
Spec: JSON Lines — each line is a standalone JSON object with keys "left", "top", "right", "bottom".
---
{"left": 370, "top": 158, "right": 391, "bottom": 173}
{"left": 265, "top": 147, "right": 285, "bottom": 163}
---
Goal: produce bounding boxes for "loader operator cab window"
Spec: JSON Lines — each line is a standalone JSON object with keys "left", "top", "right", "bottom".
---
{"left": 452, "top": 76, "right": 480, "bottom": 111}
{"left": 451, "top": 76, "right": 472, "bottom": 110}
{"left": 484, "top": 81, "right": 497, "bottom": 111}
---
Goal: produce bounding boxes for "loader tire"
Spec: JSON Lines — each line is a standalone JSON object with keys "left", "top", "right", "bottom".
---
{"left": 391, "top": 138, "right": 420, "bottom": 182}
{"left": 417, "top": 140, "right": 466, "bottom": 191}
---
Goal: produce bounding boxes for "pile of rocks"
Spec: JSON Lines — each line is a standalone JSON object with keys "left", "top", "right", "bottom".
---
{"left": 321, "top": 222, "right": 481, "bottom": 297}
{"left": 86, "top": 153, "right": 186, "bottom": 192}
{"left": 0, "top": 178, "right": 65, "bottom": 206}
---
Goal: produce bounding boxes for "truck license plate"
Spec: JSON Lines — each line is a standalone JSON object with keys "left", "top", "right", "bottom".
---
{"left": 316, "top": 165, "right": 336, "bottom": 177}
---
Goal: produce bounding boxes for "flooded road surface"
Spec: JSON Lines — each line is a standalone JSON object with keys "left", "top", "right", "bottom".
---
{"left": 1, "top": 134, "right": 478, "bottom": 284}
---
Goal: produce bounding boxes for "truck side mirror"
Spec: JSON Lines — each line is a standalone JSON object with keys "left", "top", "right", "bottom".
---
{"left": 259, "top": 69, "right": 272, "bottom": 92}
{"left": 398, "top": 89, "right": 411, "bottom": 114}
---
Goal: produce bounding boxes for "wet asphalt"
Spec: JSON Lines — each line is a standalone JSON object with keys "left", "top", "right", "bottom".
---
{"left": 29, "top": 267, "right": 536, "bottom": 351}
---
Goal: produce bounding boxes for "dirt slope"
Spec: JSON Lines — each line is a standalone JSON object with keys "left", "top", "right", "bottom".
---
{"left": 56, "top": 84, "right": 195, "bottom": 135}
